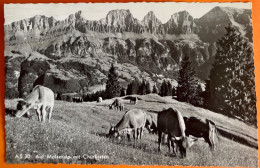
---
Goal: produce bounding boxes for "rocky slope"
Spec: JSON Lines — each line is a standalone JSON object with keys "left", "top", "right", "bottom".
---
{"left": 4, "top": 6, "right": 252, "bottom": 98}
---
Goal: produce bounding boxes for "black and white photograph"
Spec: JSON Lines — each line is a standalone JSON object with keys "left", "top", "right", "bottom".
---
{"left": 4, "top": 2, "right": 258, "bottom": 166}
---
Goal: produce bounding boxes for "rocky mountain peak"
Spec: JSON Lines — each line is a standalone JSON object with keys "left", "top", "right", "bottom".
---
{"left": 105, "top": 9, "right": 132, "bottom": 26}
{"left": 142, "top": 11, "right": 162, "bottom": 33}
{"left": 142, "top": 11, "right": 162, "bottom": 26}
{"left": 164, "top": 10, "right": 196, "bottom": 34}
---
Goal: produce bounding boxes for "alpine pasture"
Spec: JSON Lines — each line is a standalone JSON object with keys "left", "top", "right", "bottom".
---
{"left": 4, "top": 94, "right": 258, "bottom": 166}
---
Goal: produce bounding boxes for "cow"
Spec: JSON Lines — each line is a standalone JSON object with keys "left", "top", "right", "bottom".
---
{"left": 73, "top": 96, "right": 83, "bottom": 103}
{"left": 145, "top": 113, "right": 157, "bottom": 134}
{"left": 157, "top": 108, "right": 197, "bottom": 157}
{"left": 183, "top": 116, "right": 218, "bottom": 150}
{"left": 108, "top": 109, "right": 147, "bottom": 145}
{"left": 97, "top": 97, "right": 102, "bottom": 103}
{"left": 129, "top": 96, "right": 138, "bottom": 105}
{"left": 109, "top": 98, "right": 124, "bottom": 111}
{"left": 16, "top": 85, "right": 55, "bottom": 123}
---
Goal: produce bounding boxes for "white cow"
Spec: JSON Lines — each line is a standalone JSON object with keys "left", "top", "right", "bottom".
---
{"left": 97, "top": 97, "right": 103, "bottom": 103}
{"left": 16, "top": 85, "right": 55, "bottom": 122}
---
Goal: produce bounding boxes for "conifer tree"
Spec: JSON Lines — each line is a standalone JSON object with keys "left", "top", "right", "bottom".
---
{"left": 146, "top": 81, "right": 151, "bottom": 94}
{"left": 177, "top": 54, "right": 197, "bottom": 102}
{"left": 138, "top": 79, "right": 147, "bottom": 95}
{"left": 208, "top": 25, "right": 256, "bottom": 124}
{"left": 152, "top": 84, "right": 159, "bottom": 94}
{"left": 160, "top": 80, "right": 169, "bottom": 97}
{"left": 126, "top": 83, "right": 133, "bottom": 95}
{"left": 105, "top": 64, "right": 121, "bottom": 99}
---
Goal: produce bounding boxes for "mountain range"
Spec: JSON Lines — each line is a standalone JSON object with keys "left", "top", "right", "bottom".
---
{"left": 4, "top": 6, "right": 252, "bottom": 97}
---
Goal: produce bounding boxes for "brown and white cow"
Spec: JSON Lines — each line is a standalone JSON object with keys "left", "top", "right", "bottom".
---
{"left": 16, "top": 85, "right": 55, "bottom": 123}
{"left": 129, "top": 96, "right": 138, "bottom": 105}
{"left": 183, "top": 116, "right": 218, "bottom": 150}
{"left": 157, "top": 108, "right": 197, "bottom": 157}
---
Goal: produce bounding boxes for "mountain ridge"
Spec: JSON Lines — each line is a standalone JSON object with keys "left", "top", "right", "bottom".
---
{"left": 4, "top": 6, "right": 252, "bottom": 98}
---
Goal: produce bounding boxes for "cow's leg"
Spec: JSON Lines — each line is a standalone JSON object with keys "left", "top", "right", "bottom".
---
{"left": 140, "top": 127, "right": 143, "bottom": 139}
{"left": 136, "top": 128, "right": 140, "bottom": 140}
{"left": 158, "top": 131, "right": 162, "bottom": 152}
{"left": 41, "top": 105, "right": 47, "bottom": 122}
{"left": 133, "top": 129, "right": 137, "bottom": 146}
{"left": 36, "top": 108, "right": 41, "bottom": 122}
{"left": 127, "top": 133, "right": 131, "bottom": 141}
{"left": 168, "top": 136, "right": 171, "bottom": 153}
{"left": 173, "top": 141, "right": 179, "bottom": 157}
{"left": 48, "top": 106, "right": 53, "bottom": 123}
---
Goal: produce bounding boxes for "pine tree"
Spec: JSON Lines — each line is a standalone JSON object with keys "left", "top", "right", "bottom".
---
{"left": 177, "top": 53, "right": 197, "bottom": 103}
{"left": 105, "top": 64, "right": 121, "bottom": 99}
{"left": 146, "top": 81, "right": 151, "bottom": 94}
{"left": 138, "top": 79, "right": 147, "bottom": 95}
{"left": 160, "top": 80, "right": 169, "bottom": 97}
{"left": 126, "top": 79, "right": 140, "bottom": 95}
{"left": 167, "top": 81, "right": 172, "bottom": 96}
{"left": 126, "top": 83, "right": 133, "bottom": 95}
{"left": 152, "top": 84, "right": 159, "bottom": 94}
{"left": 208, "top": 25, "right": 256, "bottom": 124}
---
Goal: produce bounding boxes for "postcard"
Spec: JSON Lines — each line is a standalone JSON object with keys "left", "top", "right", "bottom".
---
{"left": 4, "top": 2, "right": 257, "bottom": 167}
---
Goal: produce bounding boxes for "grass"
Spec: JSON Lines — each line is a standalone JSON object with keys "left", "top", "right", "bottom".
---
{"left": 4, "top": 94, "right": 258, "bottom": 166}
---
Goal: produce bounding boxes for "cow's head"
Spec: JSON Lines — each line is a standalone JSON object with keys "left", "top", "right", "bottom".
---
{"left": 108, "top": 105, "right": 113, "bottom": 110}
{"left": 16, "top": 100, "right": 32, "bottom": 118}
{"left": 174, "top": 136, "right": 198, "bottom": 157}
{"left": 108, "top": 125, "right": 119, "bottom": 138}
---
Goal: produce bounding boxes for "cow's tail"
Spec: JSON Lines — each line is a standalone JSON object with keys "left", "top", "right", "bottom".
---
{"left": 207, "top": 119, "right": 220, "bottom": 142}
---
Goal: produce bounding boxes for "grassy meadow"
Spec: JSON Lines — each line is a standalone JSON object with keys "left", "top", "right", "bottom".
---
{"left": 4, "top": 94, "right": 258, "bottom": 166}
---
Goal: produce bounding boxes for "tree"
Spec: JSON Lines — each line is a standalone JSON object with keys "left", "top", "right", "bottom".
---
{"left": 105, "top": 64, "right": 121, "bottom": 99}
{"left": 126, "top": 79, "right": 140, "bottom": 95}
{"left": 152, "top": 84, "right": 159, "bottom": 94}
{"left": 120, "top": 88, "right": 126, "bottom": 97}
{"left": 138, "top": 79, "right": 147, "bottom": 95}
{"left": 160, "top": 80, "right": 169, "bottom": 97}
{"left": 208, "top": 25, "right": 256, "bottom": 125}
{"left": 146, "top": 81, "right": 151, "bottom": 94}
{"left": 167, "top": 81, "right": 172, "bottom": 96}
{"left": 126, "top": 83, "right": 133, "bottom": 95}
{"left": 177, "top": 53, "right": 197, "bottom": 103}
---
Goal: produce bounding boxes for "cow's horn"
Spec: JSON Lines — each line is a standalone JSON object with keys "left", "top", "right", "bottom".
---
{"left": 175, "top": 136, "right": 182, "bottom": 141}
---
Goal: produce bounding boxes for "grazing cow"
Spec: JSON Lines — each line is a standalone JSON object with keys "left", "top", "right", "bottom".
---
{"left": 109, "top": 98, "right": 124, "bottom": 111}
{"left": 183, "top": 116, "right": 218, "bottom": 150}
{"left": 129, "top": 96, "right": 138, "bottom": 105}
{"left": 73, "top": 96, "right": 83, "bottom": 103}
{"left": 145, "top": 113, "right": 157, "bottom": 134}
{"left": 108, "top": 109, "right": 147, "bottom": 145}
{"left": 97, "top": 97, "right": 102, "bottom": 103}
{"left": 157, "top": 108, "right": 197, "bottom": 157}
{"left": 16, "top": 85, "right": 55, "bottom": 123}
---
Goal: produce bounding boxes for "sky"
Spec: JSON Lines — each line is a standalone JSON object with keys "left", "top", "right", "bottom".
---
{"left": 4, "top": 2, "right": 252, "bottom": 25}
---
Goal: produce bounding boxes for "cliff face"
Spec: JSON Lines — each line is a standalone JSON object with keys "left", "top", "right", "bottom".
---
{"left": 163, "top": 11, "right": 198, "bottom": 35}
{"left": 5, "top": 7, "right": 252, "bottom": 44}
{"left": 4, "top": 7, "right": 252, "bottom": 97}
